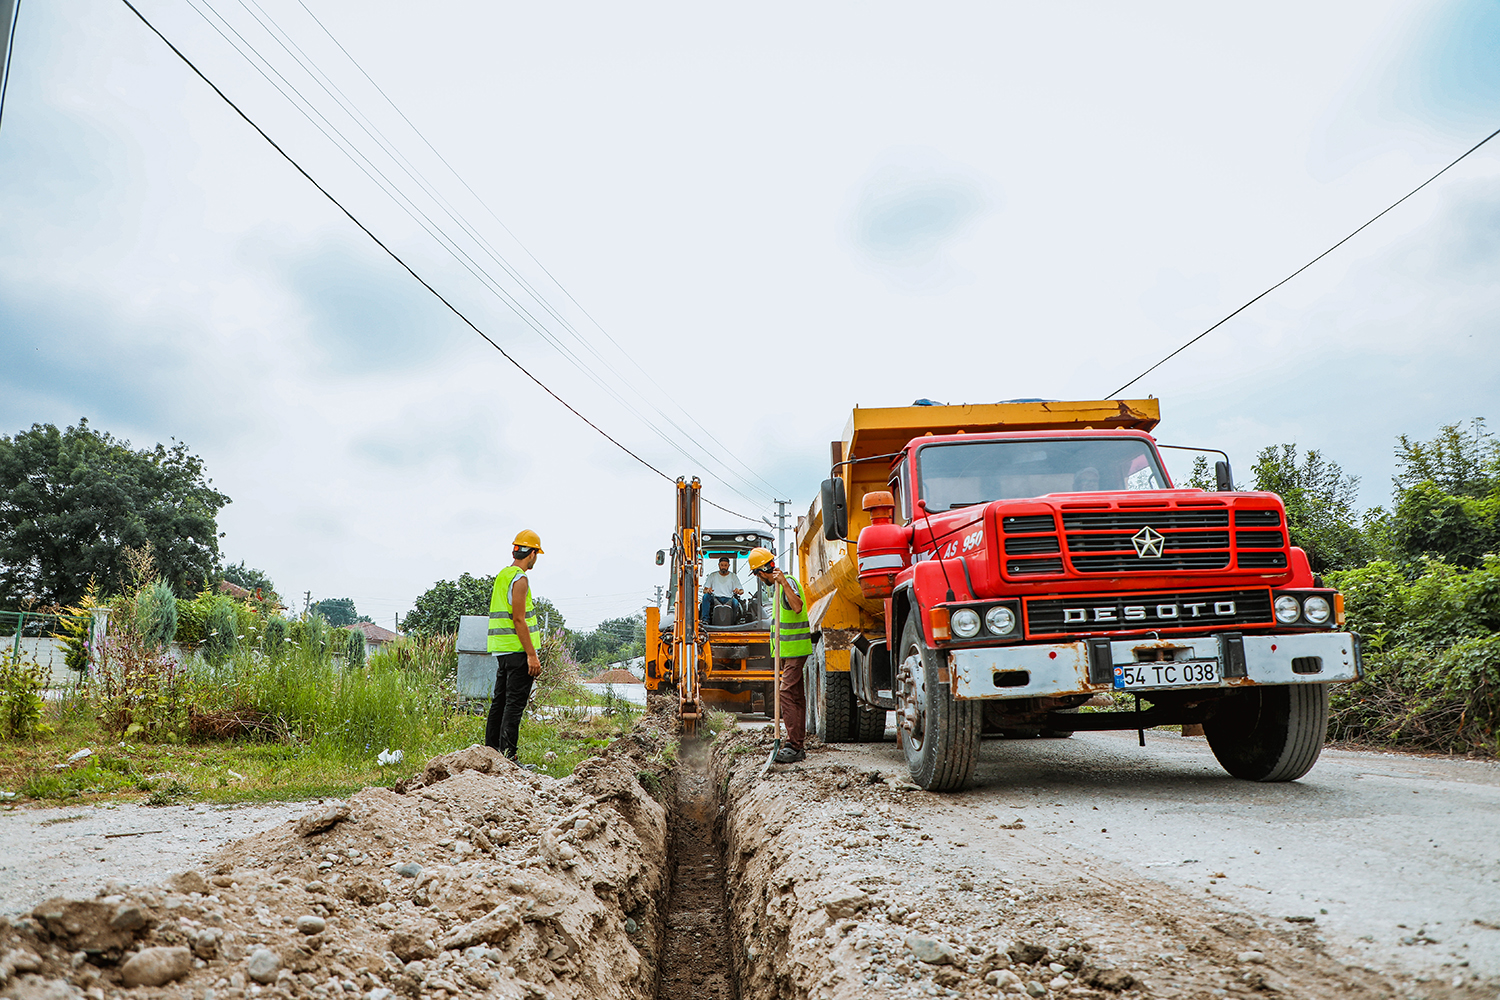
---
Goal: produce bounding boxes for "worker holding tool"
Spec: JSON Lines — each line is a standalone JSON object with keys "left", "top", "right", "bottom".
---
{"left": 485, "top": 530, "right": 544, "bottom": 762}
{"left": 749, "top": 547, "right": 810, "bottom": 764}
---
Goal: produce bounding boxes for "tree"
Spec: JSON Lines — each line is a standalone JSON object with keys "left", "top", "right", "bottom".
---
{"left": 312, "top": 597, "right": 360, "bottom": 628}
{"left": 403, "top": 573, "right": 563, "bottom": 636}
{"left": 1251, "top": 444, "right": 1370, "bottom": 573}
{"left": 0, "top": 420, "right": 229, "bottom": 606}
{"left": 222, "top": 561, "right": 278, "bottom": 603}
{"left": 1394, "top": 419, "right": 1499, "bottom": 499}
{"left": 570, "top": 614, "right": 644, "bottom": 665}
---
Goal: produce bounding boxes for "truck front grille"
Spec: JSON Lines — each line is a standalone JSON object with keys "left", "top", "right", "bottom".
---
{"left": 1025, "top": 588, "right": 1274, "bottom": 636}
{"left": 996, "top": 504, "right": 1288, "bottom": 579}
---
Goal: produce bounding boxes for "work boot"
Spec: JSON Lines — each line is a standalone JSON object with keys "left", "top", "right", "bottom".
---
{"left": 773, "top": 745, "right": 806, "bottom": 764}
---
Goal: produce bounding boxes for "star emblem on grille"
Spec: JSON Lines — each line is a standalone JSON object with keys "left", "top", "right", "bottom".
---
{"left": 1131, "top": 526, "right": 1165, "bottom": 558}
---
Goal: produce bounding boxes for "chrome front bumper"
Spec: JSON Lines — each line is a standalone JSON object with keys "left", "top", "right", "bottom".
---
{"left": 947, "top": 631, "right": 1360, "bottom": 700}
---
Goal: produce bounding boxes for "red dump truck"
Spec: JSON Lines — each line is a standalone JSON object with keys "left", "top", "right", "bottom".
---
{"left": 795, "top": 398, "right": 1360, "bottom": 790}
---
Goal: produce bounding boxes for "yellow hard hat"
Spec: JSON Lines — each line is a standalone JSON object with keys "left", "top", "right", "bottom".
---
{"left": 747, "top": 547, "right": 776, "bottom": 572}
{"left": 513, "top": 529, "right": 544, "bottom": 554}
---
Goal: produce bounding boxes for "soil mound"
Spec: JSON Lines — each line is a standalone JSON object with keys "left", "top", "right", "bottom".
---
{"left": 591, "top": 669, "right": 643, "bottom": 685}
{"left": 1, "top": 737, "right": 674, "bottom": 1000}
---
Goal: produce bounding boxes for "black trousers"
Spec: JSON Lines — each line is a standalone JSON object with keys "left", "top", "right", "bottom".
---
{"left": 485, "top": 651, "right": 534, "bottom": 761}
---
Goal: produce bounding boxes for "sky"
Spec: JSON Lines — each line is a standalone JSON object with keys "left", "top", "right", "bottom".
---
{"left": 1, "top": 0, "right": 1497, "bottom": 630}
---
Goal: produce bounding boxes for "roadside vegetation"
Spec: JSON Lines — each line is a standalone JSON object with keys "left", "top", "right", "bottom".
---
{"left": 0, "top": 577, "right": 639, "bottom": 805}
{"left": 1195, "top": 419, "right": 1500, "bottom": 757}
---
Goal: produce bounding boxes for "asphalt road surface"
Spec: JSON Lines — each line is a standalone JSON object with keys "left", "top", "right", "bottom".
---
{"left": 840, "top": 723, "right": 1500, "bottom": 981}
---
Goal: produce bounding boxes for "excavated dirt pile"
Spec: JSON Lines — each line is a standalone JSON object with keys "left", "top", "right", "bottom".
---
{"left": 710, "top": 728, "right": 1479, "bottom": 1000}
{"left": 0, "top": 734, "right": 675, "bottom": 1000}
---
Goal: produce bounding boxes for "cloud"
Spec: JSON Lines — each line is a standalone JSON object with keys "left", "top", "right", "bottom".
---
{"left": 845, "top": 146, "right": 995, "bottom": 292}
{"left": 242, "top": 234, "right": 468, "bottom": 375}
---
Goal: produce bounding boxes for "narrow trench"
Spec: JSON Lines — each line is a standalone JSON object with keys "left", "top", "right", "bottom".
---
{"left": 655, "top": 738, "right": 741, "bottom": 1000}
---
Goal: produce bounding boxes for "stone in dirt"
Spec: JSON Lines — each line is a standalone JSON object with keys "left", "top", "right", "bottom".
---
{"left": 1, "top": 974, "right": 81, "bottom": 1000}
{"left": 906, "top": 935, "right": 959, "bottom": 965}
{"left": 387, "top": 930, "right": 437, "bottom": 963}
{"left": 1086, "top": 966, "right": 1138, "bottom": 991}
{"left": 293, "top": 801, "right": 351, "bottom": 837}
{"left": 1007, "top": 940, "right": 1050, "bottom": 965}
{"left": 295, "top": 915, "right": 326, "bottom": 935}
{"left": 397, "top": 744, "right": 512, "bottom": 792}
{"left": 120, "top": 945, "right": 192, "bottom": 987}
{"left": 165, "top": 870, "right": 210, "bottom": 895}
{"left": 393, "top": 862, "right": 422, "bottom": 878}
{"left": 819, "top": 885, "right": 870, "bottom": 919}
{"left": 245, "top": 947, "right": 280, "bottom": 984}
{"left": 338, "top": 873, "right": 388, "bottom": 905}
{"left": 108, "top": 903, "right": 146, "bottom": 932}
{"left": 29, "top": 898, "right": 137, "bottom": 956}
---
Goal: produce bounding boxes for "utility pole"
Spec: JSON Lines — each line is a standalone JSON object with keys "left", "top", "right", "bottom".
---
{"left": 775, "top": 500, "right": 789, "bottom": 573}
{"left": 303, "top": 591, "right": 311, "bottom": 617}
{"left": 654, "top": 585, "right": 664, "bottom": 608}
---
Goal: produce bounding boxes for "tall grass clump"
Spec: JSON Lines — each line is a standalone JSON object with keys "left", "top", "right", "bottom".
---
{"left": 343, "top": 628, "right": 366, "bottom": 668}
{"left": 134, "top": 579, "right": 178, "bottom": 650}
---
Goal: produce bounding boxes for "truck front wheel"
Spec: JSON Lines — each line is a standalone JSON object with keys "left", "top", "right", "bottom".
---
{"left": 1204, "top": 683, "right": 1329, "bottom": 782}
{"left": 897, "top": 616, "right": 979, "bottom": 790}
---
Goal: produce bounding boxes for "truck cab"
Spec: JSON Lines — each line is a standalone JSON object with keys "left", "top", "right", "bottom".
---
{"left": 798, "top": 399, "right": 1360, "bottom": 791}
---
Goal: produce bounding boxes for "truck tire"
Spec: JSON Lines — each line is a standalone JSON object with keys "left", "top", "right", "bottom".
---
{"left": 897, "top": 616, "right": 980, "bottom": 790}
{"left": 852, "top": 702, "right": 887, "bottom": 742}
{"left": 1204, "top": 683, "right": 1328, "bottom": 782}
{"left": 811, "top": 645, "right": 853, "bottom": 742}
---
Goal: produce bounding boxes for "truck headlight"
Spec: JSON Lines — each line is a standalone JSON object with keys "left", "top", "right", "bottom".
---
{"left": 951, "top": 608, "right": 982, "bottom": 638}
{"left": 1274, "top": 595, "right": 1301, "bottom": 624}
{"left": 985, "top": 606, "right": 1016, "bottom": 635}
{"left": 1302, "top": 596, "right": 1332, "bottom": 625}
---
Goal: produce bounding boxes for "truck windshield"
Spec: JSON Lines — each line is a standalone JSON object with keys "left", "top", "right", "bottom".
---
{"left": 916, "top": 438, "right": 1168, "bottom": 511}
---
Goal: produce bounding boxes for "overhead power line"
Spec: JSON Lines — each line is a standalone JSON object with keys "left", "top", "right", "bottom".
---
{"left": 179, "top": 0, "right": 776, "bottom": 512}
{"left": 287, "top": 0, "right": 786, "bottom": 506}
{"left": 1107, "top": 123, "right": 1500, "bottom": 398}
{"left": 118, "top": 0, "right": 761, "bottom": 523}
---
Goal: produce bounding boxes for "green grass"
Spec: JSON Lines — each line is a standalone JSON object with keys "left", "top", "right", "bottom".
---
{"left": 3, "top": 632, "right": 635, "bottom": 804}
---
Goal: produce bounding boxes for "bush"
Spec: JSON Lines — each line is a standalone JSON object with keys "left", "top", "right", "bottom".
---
{"left": 134, "top": 579, "right": 178, "bottom": 651}
{"left": 202, "top": 597, "right": 238, "bottom": 665}
{"left": 0, "top": 649, "right": 50, "bottom": 738}
{"left": 1330, "top": 635, "right": 1500, "bottom": 756}
{"left": 263, "top": 615, "right": 287, "bottom": 655}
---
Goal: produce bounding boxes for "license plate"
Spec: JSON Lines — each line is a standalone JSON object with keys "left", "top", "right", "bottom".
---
{"left": 1113, "top": 659, "right": 1219, "bottom": 690}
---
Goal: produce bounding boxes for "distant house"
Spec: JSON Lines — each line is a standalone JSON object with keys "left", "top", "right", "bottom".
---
{"left": 217, "top": 580, "right": 252, "bottom": 600}
{"left": 217, "top": 580, "right": 286, "bottom": 610}
{"left": 352, "top": 621, "right": 400, "bottom": 653}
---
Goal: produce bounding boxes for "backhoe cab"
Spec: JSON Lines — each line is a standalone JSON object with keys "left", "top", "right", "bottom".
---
{"left": 644, "top": 477, "right": 778, "bottom": 733}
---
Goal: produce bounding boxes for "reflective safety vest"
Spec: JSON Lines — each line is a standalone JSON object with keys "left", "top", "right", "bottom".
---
{"left": 487, "top": 566, "right": 537, "bottom": 654}
{"left": 773, "top": 576, "right": 813, "bottom": 658}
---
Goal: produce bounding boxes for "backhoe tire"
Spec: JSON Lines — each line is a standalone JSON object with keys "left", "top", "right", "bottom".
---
{"left": 897, "top": 616, "right": 979, "bottom": 790}
{"left": 812, "top": 645, "right": 853, "bottom": 743}
{"left": 1204, "top": 683, "right": 1328, "bottom": 782}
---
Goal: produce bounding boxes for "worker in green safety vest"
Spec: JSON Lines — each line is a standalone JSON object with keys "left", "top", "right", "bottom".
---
{"left": 748, "top": 546, "right": 810, "bottom": 763}
{"left": 485, "top": 529, "right": 544, "bottom": 761}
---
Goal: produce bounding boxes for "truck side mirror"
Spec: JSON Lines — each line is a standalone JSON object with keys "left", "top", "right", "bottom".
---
{"left": 1215, "top": 460, "right": 1234, "bottom": 492}
{"left": 820, "top": 478, "right": 849, "bottom": 541}
{"left": 655, "top": 549, "right": 666, "bottom": 566}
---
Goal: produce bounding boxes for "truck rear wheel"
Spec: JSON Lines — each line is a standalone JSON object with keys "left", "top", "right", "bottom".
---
{"left": 809, "top": 644, "right": 853, "bottom": 742}
{"left": 897, "top": 616, "right": 979, "bottom": 790}
{"left": 1204, "top": 683, "right": 1328, "bottom": 782}
{"left": 852, "top": 702, "right": 887, "bottom": 742}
